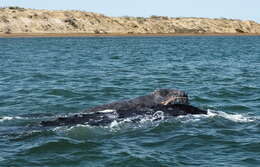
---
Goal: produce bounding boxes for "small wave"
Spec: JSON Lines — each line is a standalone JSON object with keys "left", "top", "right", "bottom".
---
{"left": 177, "top": 109, "right": 257, "bottom": 123}
{"left": 0, "top": 156, "right": 5, "bottom": 162}
{"left": 32, "top": 73, "right": 52, "bottom": 80}
{"left": 109, "top": 111, "right": 166, "bottom": 130}
{"left": 54, "top": 124, "right": 114, "bottom": 139}
{"left": 25, "top": 138, "right": 91, "bottom": 154}
{"left": 46, "top": 89, "right": 80, "bottom": 98}
{"left": 0, "top": 116, "right": 23, "bottom": 122}
{"left": 98, "top": 109, "right": 116, "bottom": 113}
{"left": 152, "top": 111, "right": 165, "bottom": 121}
{"left": 208, "top": 110, "right": 256, "bottom": 123}
{"left": 0, "top": 113, "right": 58, "bottom": 123}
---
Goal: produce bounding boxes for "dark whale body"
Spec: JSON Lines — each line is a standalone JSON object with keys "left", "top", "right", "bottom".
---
{"left": 41, "top": 89, "right": 207, "bottom": 126}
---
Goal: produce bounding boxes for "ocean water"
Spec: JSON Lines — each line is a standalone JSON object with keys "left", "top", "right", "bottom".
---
{"left": 0, "top": 36, "right": 260, "bottom": 167}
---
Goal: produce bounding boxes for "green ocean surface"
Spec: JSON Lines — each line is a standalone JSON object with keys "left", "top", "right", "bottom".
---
{"left": 0, "top": 36, "right": 260, "bottom": 166}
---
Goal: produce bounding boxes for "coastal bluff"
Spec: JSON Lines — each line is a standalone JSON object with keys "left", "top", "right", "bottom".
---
{"left": 1, "top": 7, "right": 260, "bottom": 35}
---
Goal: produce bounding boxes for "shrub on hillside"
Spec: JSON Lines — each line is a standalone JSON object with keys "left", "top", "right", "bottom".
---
{"left": 8, "top": 6, "right": 25, "bottom": 11}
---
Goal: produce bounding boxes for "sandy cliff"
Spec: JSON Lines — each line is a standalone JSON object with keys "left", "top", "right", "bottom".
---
{"left": 1, "top": 7, "right": 260, "bottom": 34}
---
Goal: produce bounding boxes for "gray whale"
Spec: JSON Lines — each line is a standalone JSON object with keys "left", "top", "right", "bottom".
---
{"left": 41, "top": 89, "right": 207, "bottom": 126}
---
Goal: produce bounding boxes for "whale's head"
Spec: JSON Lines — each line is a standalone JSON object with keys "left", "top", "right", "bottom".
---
{"left": 152, "top": 89, "right": 189, "bottom": 105}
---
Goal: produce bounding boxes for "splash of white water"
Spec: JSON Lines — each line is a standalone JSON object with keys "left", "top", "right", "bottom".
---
{"left": 177, "top": 109, "right": 257, "bottom": 123}
{"left": 0, "top": 116, "right": 23, "bottom": 122}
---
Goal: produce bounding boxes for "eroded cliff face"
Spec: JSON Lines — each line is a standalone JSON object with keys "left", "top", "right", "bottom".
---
{"left": 1, "top": 7, "right": 260, "bottom": 34}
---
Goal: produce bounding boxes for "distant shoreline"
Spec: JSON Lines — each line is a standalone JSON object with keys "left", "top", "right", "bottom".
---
{"left": 1, "top": 33, "right": 260, "bottom": 38}
{"left": 1, "top": 8, "right": 260, "bottom": 35}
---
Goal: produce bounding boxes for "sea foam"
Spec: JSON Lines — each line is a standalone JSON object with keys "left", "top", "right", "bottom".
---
{"left": 0, "top": 116, "right": 23, "bottom": 122}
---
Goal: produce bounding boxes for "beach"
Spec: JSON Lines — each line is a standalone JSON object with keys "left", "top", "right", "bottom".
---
{"left": 1, "top": 32, "right": 260, "bottom": 38}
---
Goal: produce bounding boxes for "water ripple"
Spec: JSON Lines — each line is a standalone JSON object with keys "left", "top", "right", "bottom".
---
{"left": 1, "top": 36, "right": 260, "bottom": 166}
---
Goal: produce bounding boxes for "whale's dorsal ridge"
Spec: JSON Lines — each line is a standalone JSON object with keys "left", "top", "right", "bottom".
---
{"left": 40, "top": 89, "right": 204, "bottom": 127}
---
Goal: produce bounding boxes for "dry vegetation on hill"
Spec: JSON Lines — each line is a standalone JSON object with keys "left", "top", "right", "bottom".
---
{"left": 1, "top": 7, "right": 260, "bottom": 34}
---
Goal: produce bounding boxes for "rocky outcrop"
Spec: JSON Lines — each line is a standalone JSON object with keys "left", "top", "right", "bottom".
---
{"left": 1, "top": 7, "right": 260, "bottom": 34}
